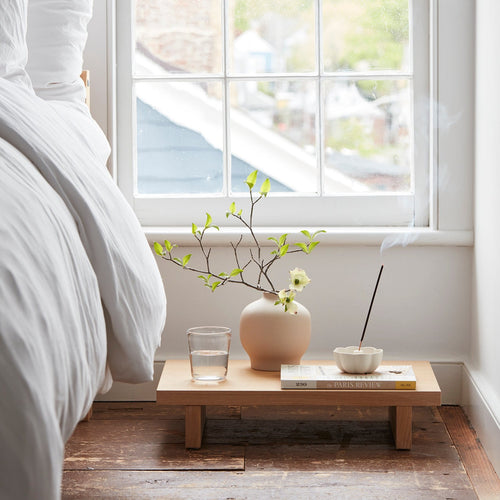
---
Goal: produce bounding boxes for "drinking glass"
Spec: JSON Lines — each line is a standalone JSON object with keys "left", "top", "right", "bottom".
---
{"left": 187, "top": 326, "right": 231, "bottom": 382}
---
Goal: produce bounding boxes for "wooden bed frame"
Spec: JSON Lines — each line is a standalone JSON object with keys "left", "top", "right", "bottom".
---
{"left": 80, "top": 69, "right": 93, "bottom": 423}
{"left": 81, "top": 70, "right": 90, "bottom": 108}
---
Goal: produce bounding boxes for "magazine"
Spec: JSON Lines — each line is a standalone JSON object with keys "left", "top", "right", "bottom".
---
{"left": 280, "top": 364, "right": 416, "bottom": 390}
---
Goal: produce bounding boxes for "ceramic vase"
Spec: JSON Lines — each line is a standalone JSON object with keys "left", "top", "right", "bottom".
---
{"left": 239, "top": 292, "right": 311, "bottom": 371}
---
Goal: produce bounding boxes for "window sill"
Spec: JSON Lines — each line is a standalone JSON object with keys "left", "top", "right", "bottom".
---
{"left": 145, "top": 226, "right": 473, "bottom": 248}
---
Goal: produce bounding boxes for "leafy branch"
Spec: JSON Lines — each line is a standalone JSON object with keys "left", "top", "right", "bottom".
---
{"left": 154, "top": 170, "right": 324, "bottom": 313}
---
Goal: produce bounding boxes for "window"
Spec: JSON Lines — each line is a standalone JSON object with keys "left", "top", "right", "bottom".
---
{"left": 116, "top": 0, "right": 431, "bottom": 227}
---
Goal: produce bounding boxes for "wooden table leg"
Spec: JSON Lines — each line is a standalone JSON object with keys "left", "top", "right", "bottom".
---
{"left": 185, "top": 405, "right": 206, "bottom": 449}
{"left": 390, "top": 406, "right": 412, "bottom": 450}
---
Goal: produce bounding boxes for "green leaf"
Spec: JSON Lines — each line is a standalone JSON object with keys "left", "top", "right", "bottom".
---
{"left": 312, "top": 229, "right": 326, "bottom": 238}
{"left": 218, "top": 272, "right": 228, "bottom": 277}
{"left": 229, "top": 201, "right": 236, "bottom": 214}
{"left": 198, "top": 275, "right": 213, "bottom": 287}
{"left": 211, "top": 281, "right": 221, "bottom": 292}
{"left": 191, "top": 223, "right": 198, "bottom": 235}
{"left": 245, "top": 170, "right": 258, "bottom": 189}
{"left": 237, "top": 209, "right": 242, "bottom": 216}
{"left": 173, "top": 257, "right": 182, "bottom": 264}
{"left": 182, "top": 254, "right": 192, "bottom": 267}
{"left": 153, "top": 242, "right": 164, "bottom": 256}
{"left": 259, "top": 178, "right": 271, "bottom": 196}
{"left": 294, "top": 242, "right": 308, "bottom": 253}
{"left": 301, "top": 229, "right": 312, "bottom": 240}
{"left": 279, "top": 233, "right": 288, "bottom": 246}
{"left": 164, "top": 240, "right": 174, "bottom": 252}
{"left": 279, "top": 244, "right": 289, "bottom": 257}
{"left": 229, "top": 268, "right": 243, "bottom": 277}
{"left": 212, "top": 225, "right": 220, "bottom": 231}
{"left": 205, "top": 213, "right": 212, "bottom": 229}
{"left": 308, "top": 241, "right": 320, "bottom": 252}
{"left": 267, "top": 236, "right": 279, "bottom": 245}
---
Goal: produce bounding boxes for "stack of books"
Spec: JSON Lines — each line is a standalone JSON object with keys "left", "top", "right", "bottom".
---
{"left": 280, "top": 364, "right": 416, "bottom": 390}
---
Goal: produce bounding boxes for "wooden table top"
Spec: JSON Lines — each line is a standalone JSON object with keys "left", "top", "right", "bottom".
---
{"left": 157, "top": 360, "right": 441, "bottom": 407}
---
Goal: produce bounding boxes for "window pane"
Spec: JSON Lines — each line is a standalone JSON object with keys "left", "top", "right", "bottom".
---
{"left": 135, "top": 0, "right": 223, "bottom": 75}
{"left": 229, "top": 0, "right": 316, "bottom": 74}
{"left": 136, "top": 81, "right": 224, "bottom": 194}
{"left": 323, "top": 79, "right": 411, "bottom": 194}
{"left": 322, "top": 0, "right": 410, "bottom": 72}
{"left": 229, "top": 80, "right": 317, "bottom": 193}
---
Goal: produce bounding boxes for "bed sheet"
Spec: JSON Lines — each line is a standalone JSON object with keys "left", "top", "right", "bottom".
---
{"left": 0, "top": 137, "right": 107, "bottom": 499}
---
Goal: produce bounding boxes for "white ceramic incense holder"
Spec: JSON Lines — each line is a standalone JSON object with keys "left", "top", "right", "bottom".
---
{"left": 333, "top": 346, "right": 383, "bottom": 374}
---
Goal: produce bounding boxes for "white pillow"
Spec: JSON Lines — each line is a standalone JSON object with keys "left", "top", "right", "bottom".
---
{"left": 26, "top": 0, "right": 93, "bottom": 104}
{"left": 0, "top": 0, "right": 32, "bottom": 88}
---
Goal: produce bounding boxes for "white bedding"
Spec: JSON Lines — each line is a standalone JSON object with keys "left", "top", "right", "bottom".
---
{"left": 0, "top": 78, "right": 166, "bottom": 499}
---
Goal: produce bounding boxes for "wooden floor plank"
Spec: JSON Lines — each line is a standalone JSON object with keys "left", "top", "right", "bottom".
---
{"left": 439, "top": 405, "right": 500, "bottom": 500}
{"left": 206, "top": 418, "right": 395, "bottom": 446}
{"left": 65, "top": 443, "right": 244, "bottom": 471}
{"left": 240, "top": 404, "right": 391, "bottom": 421}
{"left": 90, "top": 402, "right": 239, "bottom": 420}
{"left": 62, "top": 470, "right": 476, "bottom": 499}
{"left": 69, "top": 419, "right": 186, "bottom": 445}
{"left": 244, "top": 443, "right": 467, "bottom": 471}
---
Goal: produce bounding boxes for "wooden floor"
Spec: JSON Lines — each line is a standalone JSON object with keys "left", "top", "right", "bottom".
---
{"left": 62, "top": 403, "right": 500, "bottom": 499}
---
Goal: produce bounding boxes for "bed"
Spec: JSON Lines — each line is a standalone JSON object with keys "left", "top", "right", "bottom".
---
{"left": 0, "top": 1, "right": 166, "bottom": 499}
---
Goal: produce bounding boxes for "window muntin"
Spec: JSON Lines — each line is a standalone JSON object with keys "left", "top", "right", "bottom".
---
{"left": 118, "top": 0, "right": 429, "bottom": 227}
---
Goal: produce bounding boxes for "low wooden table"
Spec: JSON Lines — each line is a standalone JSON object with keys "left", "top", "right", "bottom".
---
{"left": 156, "top": 359, "right": 441, "bottom": 450}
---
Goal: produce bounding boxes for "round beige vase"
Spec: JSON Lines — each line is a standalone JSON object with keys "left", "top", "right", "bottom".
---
{"left": 239, "top": 292, "right": 311, "bottom": 371}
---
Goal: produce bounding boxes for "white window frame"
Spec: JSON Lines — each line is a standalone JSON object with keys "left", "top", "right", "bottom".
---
{"left": 114, "top": 0, "right": 433, "bottom": 229}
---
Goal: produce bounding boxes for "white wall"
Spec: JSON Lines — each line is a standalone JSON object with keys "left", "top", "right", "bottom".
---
{"left": 156, "top": 244, "right": 472, "bottom": 364}
{"left": 464, "top": 0, "right": 500, "bottom": 475}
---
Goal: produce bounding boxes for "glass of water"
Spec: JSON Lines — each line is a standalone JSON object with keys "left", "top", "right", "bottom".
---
{"left": 187, "top": 326, "right": 231, "bottom": 382}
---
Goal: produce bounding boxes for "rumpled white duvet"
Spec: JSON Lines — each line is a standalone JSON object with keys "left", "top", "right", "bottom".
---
{"left": 0, "top": 79, "right": 166, "bottom": 499}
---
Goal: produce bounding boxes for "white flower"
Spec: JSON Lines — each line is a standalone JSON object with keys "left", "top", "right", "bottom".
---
{"left": 286, "top": 300, "right": 298, "bottom": 315}
{"left": 288, "top": 268, "right": 311, "bottom": 292}
{"left": 277, "top": 289, "right": 298, "bottom": 314}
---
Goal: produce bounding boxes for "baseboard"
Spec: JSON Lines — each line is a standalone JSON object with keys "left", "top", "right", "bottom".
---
{"left": 429, "top": 362, "right": 463, "bottom": 404}
{"left": 95, "top": 360, "right": 464, "bottom": 404}
{"left": 461, "top": 364, "right": 500, "bottom": 476}
{"left": 94, "top": 361, "right": 165, "bottom": 402}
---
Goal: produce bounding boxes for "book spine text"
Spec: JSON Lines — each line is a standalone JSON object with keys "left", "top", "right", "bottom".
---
{"left": 281, "top": 380, "right": 416, "bottom": 390}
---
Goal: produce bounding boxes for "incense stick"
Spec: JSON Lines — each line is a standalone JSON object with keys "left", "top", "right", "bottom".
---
{"left": 359, "top": 264, "right": 384, "bottom": 350}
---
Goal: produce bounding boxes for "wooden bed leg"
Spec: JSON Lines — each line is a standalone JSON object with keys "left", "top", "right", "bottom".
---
{"left": 390, "top": 406, "right": 412, "bottom": 450}
{"left": 82, "top": 405, "right": 93, "bottom": 422}
{"left": 185, "top": 405, "right": 206, "bottom": 449}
